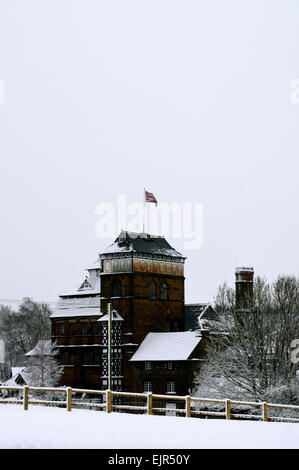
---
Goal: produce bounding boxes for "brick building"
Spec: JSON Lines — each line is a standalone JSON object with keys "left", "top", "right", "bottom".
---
{"left": 50, "top": 231, "right": 212, "bottom": 394}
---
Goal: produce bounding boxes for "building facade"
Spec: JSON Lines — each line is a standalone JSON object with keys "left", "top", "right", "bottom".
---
{"left": 50, "top": 231, "right": 210, "bottom": 394}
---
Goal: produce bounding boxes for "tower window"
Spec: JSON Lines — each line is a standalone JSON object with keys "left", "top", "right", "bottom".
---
{"left": 112, "top": 280, "right": 122, "bottom": 297}
{"left": 145, "top": 361, "right": 152, "bottom": 370}
{"left": 161, "top": 282, "right": 168, "bottom": 300}
{"left": 149, "top": 281, "right": 156, "bottom": 300}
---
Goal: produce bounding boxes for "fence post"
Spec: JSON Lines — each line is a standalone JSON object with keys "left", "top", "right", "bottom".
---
{"left": 225, "top": 399, "right": 231, "bottom": 420}
{"left": 66, "top": 387, "right": 72, "bottom": 412}
{"left": 147, "top": 392, "right": 152, "bottom": 415}
{"left": 106, "top": 389, "right": 112, "bottom": 413}
{"left": 186, "top": 396, "right": 191, "bottom": 418}
{"left": 23, "top": 386, "right": 29, "bottom": 411}
{"left": 263, "top": 402, "right": 268, "bottom": 422}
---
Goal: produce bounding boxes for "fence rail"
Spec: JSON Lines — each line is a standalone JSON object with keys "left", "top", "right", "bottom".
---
{"left": 0, "top": 385, "right": 298, "bottom": 423}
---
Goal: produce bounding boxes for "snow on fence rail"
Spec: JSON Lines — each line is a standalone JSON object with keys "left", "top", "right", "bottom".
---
{"left": 0, "top": 385, "right": 298, "bottom": 423}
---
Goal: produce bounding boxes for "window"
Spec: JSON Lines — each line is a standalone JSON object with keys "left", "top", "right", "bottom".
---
{"left": 93, "top": 350, "right": 100, "bottom": 364}
{"left": 79, "top": 278, "right": 92, "bottom": 290}
{"left": 149, "top": 281, "right": 156, "bottom": 300}
{"left": 166, "top": 381, "right": 176, "bottom": 394}
{"left": 82, "top": 322, "right": 89, "bottom": 336}
{"left": 144, "top": 381, "right": 152, "bottom": 392}
{"left": 145, "top": 361, "right": 152, "bottom": 370}
{"left": 60, "top": 352, "right": 66, "bottom": 365}
{"left": 58, "top": 323, "right": 65, "bottom": 336}
{"left": 112, "top": 379, "right": 122, "bottom": 391}
{"left": 102, "top": 379, "right": 108, "bottom": 390}
{"left": 83, "top": 351, "right": 91, "bottom": 365}
{"left": 167, "top": 362, "right": 173, "bottom": 370}
{"left": 112, "top": 280, "right": 122, "bottom": 297}
{"left": 92, "top": 321, "right": 99, "bottom": 335}
{"left": 161, "top": 282, "right": 168, "bottom": 300}
{"left": 69, "top": 352, "right": 75, "bottom": 365}
{"left": 102, "top": 348, "right": 108, "bottom": 359}
{"left": 69, "top": 322, "right": 76, "bottom": 335}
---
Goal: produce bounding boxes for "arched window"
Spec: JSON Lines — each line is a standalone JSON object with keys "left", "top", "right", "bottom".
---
{"left": 149, "top": 281, "right": 156, "bottom": 300}
{"left": 112, "top": 280, "right": 122, "bottom": 297}
{"left": 161, "top": 282, "right": 168, "bottom": 300}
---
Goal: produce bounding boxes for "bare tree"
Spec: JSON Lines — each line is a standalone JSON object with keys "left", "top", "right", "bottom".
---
{"left": 0, "top": 298, "right": 51, "bottom": 375}
{"left": 193, "top": 276, "right": 299, "bottom": 404}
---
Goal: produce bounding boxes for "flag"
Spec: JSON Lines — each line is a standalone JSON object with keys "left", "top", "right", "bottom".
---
{"left": 144, "top": 189, "right": 158, "bottom": 206}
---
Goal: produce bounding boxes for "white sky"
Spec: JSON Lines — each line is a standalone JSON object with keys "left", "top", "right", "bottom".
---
{"left": 0, "top": 1, "right": 298, "bottom": 304}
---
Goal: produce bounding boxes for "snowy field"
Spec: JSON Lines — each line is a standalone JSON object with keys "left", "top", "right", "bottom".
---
{"left": 0, "top": 404, "right": 298, "bottom": 449}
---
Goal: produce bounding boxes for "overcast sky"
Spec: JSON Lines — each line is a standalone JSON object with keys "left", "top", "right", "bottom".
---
{"left": 0, "top": 0, "right": 298, "bottom": 305}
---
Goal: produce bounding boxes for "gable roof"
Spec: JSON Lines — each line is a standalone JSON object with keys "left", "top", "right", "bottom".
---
{"left": 101, "top": 231, "right": 185, "bottom": 259}
{"left": 129, "top": 331, "right": 202, "bottom": 362}
{"left": 1, "top": 367, "right": 30, "bottom": 387}
{"left": 98, "top": 310, "right": 124, "bottom": 322}
{"left": 184, "top": 303, "right": 217, "bottom": 330}
{"left": 25, "top": 340, "right": 52, "bottom": 357}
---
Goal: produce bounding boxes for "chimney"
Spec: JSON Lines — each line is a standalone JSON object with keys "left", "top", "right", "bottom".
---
{"left": 235, "top": 267, "right": 254, "bottom": 311}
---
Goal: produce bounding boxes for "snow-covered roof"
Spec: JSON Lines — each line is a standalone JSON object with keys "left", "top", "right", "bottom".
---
{"left": 184, "top": 303, "right": 217, "bottom": 330}
{"left": 101, "top": 231, "right": 185, "bottom": 259}
{"left": 2, "top": 367, "right": 30, "bottom": 387}
{"left": 59, "top": 275, "right": 101, "bottom": 297}
{"left": 98, "top": 310, "right": 124, "bottom": 322}
{"left": 50, "top": 296, "right": 103, "bottom": 319}
{"left": 11, "top": 367, "right": 26, "bottom": 376}
{"left": 86, "top": 259, "right": 102, "bottom": 270}
{"left": 129, "top": 331, "right": 202, "bottom": 362}
{"left": 25, "top": 340, "right": 52, "bottom": 357}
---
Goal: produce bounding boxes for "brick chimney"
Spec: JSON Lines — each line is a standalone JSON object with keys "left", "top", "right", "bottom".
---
{"left": 235, "top": 267, "right": 254, "bottom": 311}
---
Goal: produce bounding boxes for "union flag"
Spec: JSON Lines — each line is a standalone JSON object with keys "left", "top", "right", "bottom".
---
{"left": 144, "top": 189, "right": 158, "bottom": 206}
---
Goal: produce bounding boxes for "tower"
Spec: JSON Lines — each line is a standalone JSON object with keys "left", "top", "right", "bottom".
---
{"left": 99, "top": 231, "right": 186, "bottom": 391}
{"left": 235, "top": 267, "right": 254, "bottom": 311}
{"left": 50, "top": 230, "right": 186, "bottom": 392}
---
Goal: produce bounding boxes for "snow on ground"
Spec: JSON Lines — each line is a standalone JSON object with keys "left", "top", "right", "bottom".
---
{"left": 0, "top": 404, "right": 298, "bottom": 449}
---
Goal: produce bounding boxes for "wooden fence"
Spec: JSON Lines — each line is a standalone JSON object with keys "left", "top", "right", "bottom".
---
{"left": 0, "top": 385, "right": 298, "bottom": 423}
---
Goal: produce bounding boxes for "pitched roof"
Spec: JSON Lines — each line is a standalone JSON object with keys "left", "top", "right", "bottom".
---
{"left": 1, "top": 367, "right": 30, "bottom": 387}
{"left": 58, "top": 273, "right": 101, "bottom": 298}
{"left": 50, "top": 296, "right": 102, "bottom": 319}
{"left": 184, "top": 303, "right": 217, "bottom": 330}
{"left": 101, "top": 231, "right": 185, "bottom": 259}
{"left": 25, "top": 340, "right": 52, "bottom": 356}
{"left": 98, "top": 310, "right": 124, "bottom": 322}
{"left": 129, "top": 331, "right": 202, "bottom": 361}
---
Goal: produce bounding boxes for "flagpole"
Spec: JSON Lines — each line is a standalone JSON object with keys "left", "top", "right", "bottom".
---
{"left": 108, "top": 303, "right": 112, "bottom": 391}
{"left": 143, "top": 188, "right": 146, "bottom": 234}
